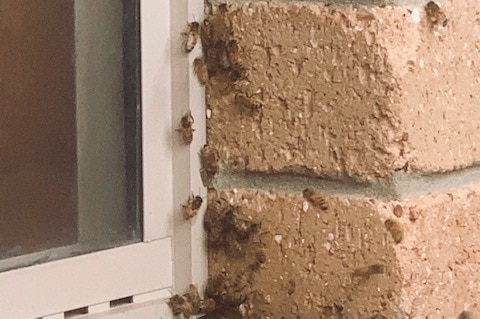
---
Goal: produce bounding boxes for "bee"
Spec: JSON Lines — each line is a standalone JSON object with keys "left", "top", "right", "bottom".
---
{"left": 184, "top": 284, "right": 202, "bottom": 314}
{"left": 168, "top": 294, "right": 193, "bottom": 317}
{"left": 218, "top": 3, "right": 228, "bottom": 14}
{"left": 248, "top": 249, "right": 267, "bottom": 271}
{"left": 371, "top": 314, "right": 387, "bottom": 319}
{"left": 199, "top": 298, "right": 216, "bottom": 314}
{"left": 227, "top": 237, "right": 246, "bottom": 257}
{"left": 200, "top": 144, "right": 219, "bottom": 184}
{"left": 356, "top": 11, "right": 375, "bottom": 22}
{"left": 353, "top": 263, "right": 385, "bottom": 279}
{"left": 330, "top": 9, "right": 349, "bottom": 26}
{"left": 287, "top": 279, "right": 296, "bottom": 296}
{"left": 181, "top": 194, "right": 203, "bottom": 220}
{"left": 425, "top": 1, "right": 448, "bottom": 28}
{"left": 393, "top": 205, "right": 403, "bottom": 218}
{"left": 235, "top": 93, "right": 263, "bottom": 114}
{"left": 224, "top": 273, "right": 250, "bottom": 306}
{"left": 232, "top": 272, "right": 249, "bottom": 291}
{"left": 302, "top": 188, "right": 329, "bottom": 211}
{"left": 205, "top": 273, "right": 227, "bottom": 300}
{"left": 176, "top": 111, "right": 195, "bottom": 145}
{"left": 224, "top": 210, "right": 260, "bottom": 242}
{"left": 458, "top": 311, "right": 474, "bottom": 319}
{"left": 182, "top": 22, "right": 200, "bottom": 53}
{"left": 230, "top": 64, "right": 246, "bottom": 82}
{"left": 204, "top": 200, "right": 230, "bottom": 249}
{"left": 193, "top": 57, "right": 209, "bottom": 85}
{"left": 226, "top": 40, "right": 241, "bottom": 67}
{"left": 384, "top": 219, "right": 404, "bottom": 244}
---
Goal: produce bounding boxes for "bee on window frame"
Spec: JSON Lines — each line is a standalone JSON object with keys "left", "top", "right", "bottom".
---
{"left": 193, "top": 57, "right": 209, "bottom": 85}
{"left": 184, "top": 284, "right": 202, "bottom": 314}
{"left": 176, "top": 111, "right": 195, "bottom": 145}
{"left": 182, "top": 21, "right": 200, "bottom": 53}
{"left": 424, "top": 1, "right": 448, "bottom": 28}
{"left": 302, "top": 188, "right": 329, "bottom": 211}
{"left": 181, "top": 193, "right": 203, "bottom": 220}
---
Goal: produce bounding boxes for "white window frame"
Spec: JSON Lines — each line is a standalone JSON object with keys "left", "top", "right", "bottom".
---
{"left": 0, "top": 1, "right": 206, "bottom": 318}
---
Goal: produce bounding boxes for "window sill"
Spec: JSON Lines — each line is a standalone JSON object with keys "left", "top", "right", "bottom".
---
{"left": 0, "top": 239, "right": 172, "bottom": 319}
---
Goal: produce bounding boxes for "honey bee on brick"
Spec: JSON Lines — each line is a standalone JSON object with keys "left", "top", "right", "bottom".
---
{"left": 193, "top": 57, "right": 209, "bottom": 85}
{"left": 199, "top": 298, "right": 216, "bottom": 314}
{"left": 458, "top": 310, "right": 474, "bottom": 319}
{"left": 248, "top": 249, "right": 267, "bottom": 272}
{"left": 424, "top": 1, "right": 448, "bottom": 28}
{"left": 353, "top": 263, "right": 385, "bottom": 279}
{"left": 384, "top": 218, "right": 404, "bottom": 244}
{"left": 302, "top": 188, "right": 329, "bottom": 211}
{"left": 226, "top": 40, "right": 246, "bottom": 82}
{"left": 199, "top": 144, "right": 219, "bottom": 184}
{"left": 226, "top": 40, "right": 241, "bottom": 67}
{"left": 176, "top": 111, "right": 195, "bottom": 145}
{"left": 182, "top": 21, "right": 201, "bottom": 53}
{"left": 235, "top": 93, "right": 263, "bottom": 115}
{"left": 181, "top": 193, "right": 203, "bottom": 220}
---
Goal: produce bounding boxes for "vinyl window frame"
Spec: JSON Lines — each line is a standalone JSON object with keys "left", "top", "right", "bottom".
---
{"left": 0, "top": 1, "right": 206, "bottom": 318}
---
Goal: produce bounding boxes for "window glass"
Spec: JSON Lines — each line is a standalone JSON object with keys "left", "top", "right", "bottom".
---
{"left": 0, "top": 0, "right": 142, "bottom": 272}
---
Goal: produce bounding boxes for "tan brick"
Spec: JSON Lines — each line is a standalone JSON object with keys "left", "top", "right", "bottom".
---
{"left": 204, "top": 2, "right": 480, "bottom": 179}
{"left": 205, "top": 186, "right": 480, "bottom": 318}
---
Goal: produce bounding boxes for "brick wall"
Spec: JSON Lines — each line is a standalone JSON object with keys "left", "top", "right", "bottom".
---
{"left": 201, "top": 1, "right": 480, "bottom": 318}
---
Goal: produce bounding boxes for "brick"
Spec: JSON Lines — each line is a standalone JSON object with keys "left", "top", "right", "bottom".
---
{"left": 204, "top": 2, "right": 480, "bottom": 179}
{"left": 206, "top": 186, "right": 480, "bottom": 318}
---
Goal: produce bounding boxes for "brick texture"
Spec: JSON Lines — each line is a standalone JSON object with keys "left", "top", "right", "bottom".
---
{"left": 201, "top": 1, "right": 480, "bottom": 318}
{"left": 204, "top": 1, "right": 480, "bottom": 179}
{"left": 206, "top": 186, "right": 480, "bottom": 318}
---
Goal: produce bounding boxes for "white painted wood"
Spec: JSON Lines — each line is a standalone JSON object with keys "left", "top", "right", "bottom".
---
{"left": 73, "top": 300, "right": 172, "bottom": 319}
{"left": 170, "top": 0, "right": 208, "bottom": 295}
{"left": 141, "top": 0, "right": 174, "bottom": 241}
{"left": 88, "top": 302, "right": 110, "bottom": 314}
{"left": 42, "top": 314, "right": 64, "bottom": 319}
{"left": 132, "top": 289, "right": 171, "bottom": 303}
{"left": 0, "top": 240, "right": 172, "bottom": 319}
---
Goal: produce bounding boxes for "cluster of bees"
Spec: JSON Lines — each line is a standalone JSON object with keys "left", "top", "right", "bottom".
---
{"left": 177, "top": 0, "right": 449, "bottom": 143}
{"left": 205, "top": 270, "right": 255, "bottom": 318}
{"left": 204, "top": 199, "right": 262, "bottom": 258}
{"left": 203, "top": 198, "right": 266, "bottom": 317}
{"left": 168, "top": 284, "right": 216, "bottom": 317}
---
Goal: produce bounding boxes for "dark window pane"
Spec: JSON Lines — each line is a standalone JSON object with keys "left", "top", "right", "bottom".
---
{"left": 0, "top": 0, "right": 142, "bottom": 272}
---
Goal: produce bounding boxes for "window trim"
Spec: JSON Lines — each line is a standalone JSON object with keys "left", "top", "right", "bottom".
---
{"left": 0, "top": 0, "right": 206, "bottom": 318}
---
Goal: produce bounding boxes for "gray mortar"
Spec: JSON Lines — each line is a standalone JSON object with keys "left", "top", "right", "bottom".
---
{"left": 207, "top": 0, "right": 439, "bottom": 8}
{"left": 213, "top": 165, "right": 480, "bottom": 201}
